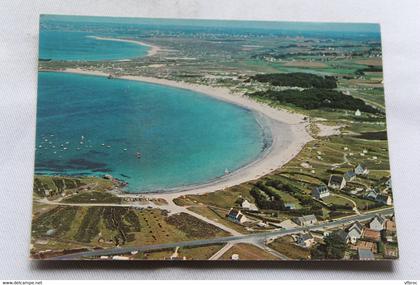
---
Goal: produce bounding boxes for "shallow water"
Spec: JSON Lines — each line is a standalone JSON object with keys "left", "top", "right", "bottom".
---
{"left": 35, "top": 72, "right": 269, "bottom": 192}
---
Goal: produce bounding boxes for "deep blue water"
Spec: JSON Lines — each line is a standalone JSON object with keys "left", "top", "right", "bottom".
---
{"left": 35, "top": 72, "right": 268, "bottom": 192}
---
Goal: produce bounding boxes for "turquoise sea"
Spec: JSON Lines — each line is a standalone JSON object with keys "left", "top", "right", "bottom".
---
{"left": 35, "top": 72, "right": 269, "bottom": 192}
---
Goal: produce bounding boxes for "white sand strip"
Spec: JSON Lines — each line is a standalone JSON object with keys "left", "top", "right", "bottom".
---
{"left": 87, "top": 36, "right": 161, "bottom": 57}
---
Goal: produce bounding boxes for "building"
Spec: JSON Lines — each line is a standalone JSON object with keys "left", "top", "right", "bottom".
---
{"left": 344, "top": 171, "right": 356, "bottom": 182}
{"left": 284, "top": 203, "right": 296, "bottom": 210}
{"left": 293, "top": 214, "right": 318, "bottom": 227}
{"left": 328, "top": 175, "right": 346, "bottom": 190}
{"left": 227, "top": 208, "right": 247, "bottom": 224}
{"left": 296, "top": 232, "right": 315, "bottom": 248}
{"left": 354, "top": 164, "right": 369, "bottom": 175}
{"left": 241, "top": 199, "right": 258, "bottom": 211}
{"left": 312, "top": 184, "right": 330, "bottom": 199}
{"left": 376, "top": 194, "right": 392, "bottom": 206}
{"left": 362, "top": 228, "right": 381, "bottom": 242}
{"left": 347, "top": 221, "right": 364, "bottom": 244}
{"left": 355, "top": 109, "right": 362, "bottom": 117}
{"left": 369, "top": 214, "right": 386, "bottom": 231}
{"left": 383, "top": 219, "right": 397, "bottom": 242}
{"left": 385, "top": 177, "right": 392, "bottom": 190}
{"left": 358, "top": 249, "right": 375, "bottom": 261}
{"left": 365, "top": 189, "right": 378, "bottom": 200}
{"left": 353, "top": 240, "right": 378, "bottom": 253}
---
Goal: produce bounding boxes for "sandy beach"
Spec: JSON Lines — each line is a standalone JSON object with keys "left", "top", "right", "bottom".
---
{"left": 56, "top": 68, "right": 313, "bottom": 200}
{"left": 87, "top": 36, "right": 161, "bottom": 57}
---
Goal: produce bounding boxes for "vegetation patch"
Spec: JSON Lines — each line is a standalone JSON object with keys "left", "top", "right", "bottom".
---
{"left": 166, "top": 212, "right": 229, "bottom": 239}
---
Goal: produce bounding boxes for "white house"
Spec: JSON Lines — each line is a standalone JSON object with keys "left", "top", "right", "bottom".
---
{"left": 369, "top": 214, "right": 386, "bottom": 231}
{"left": 312, "top": 184, "right": 330, "bottom": 199}
{"left": 355, "top": 109, "right": 362, "bottom": 116}
{"left": 328, "top": 175, "right": 346, "bottom": 190}
{"left": 293, "top": 214, "right": 318, "bottom": 227}
{"left": 347, "top": 221, "right": 364, "bottom": 244}
{"left": 241, "top": 199, "right": 258, "bottom": 211}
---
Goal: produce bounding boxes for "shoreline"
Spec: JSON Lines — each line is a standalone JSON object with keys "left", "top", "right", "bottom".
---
{"left": 43, "top": 68, "right": 313, "bottom": 200}
{"left": 87, "top": 36, "right": 161, "bottom": 57}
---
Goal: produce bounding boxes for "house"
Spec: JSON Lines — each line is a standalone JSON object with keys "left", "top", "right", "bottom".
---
{"left": 365, "top": 189, "right": 378, "bottom": 200}
{"left": 358, "top": 249, "right": 375, "bottom": 261}
{"left": 328, "top": 175, "right": 346, "bottom": 190}
{"left": 376, "top": 194, "right": 392, "bottom": 206}
{"left": 312, "top": 184, "right": 330, "bottom": 199}
{"left": 227, "top": 208, "right": 247, "bottom": 224}
{"left": 284, "top": 203, "right": 296, "bottom": 210}
{"left": 355, "top": 109, "right": 361, "bottom": 116}
{"left": 296, "top": 232, "right": 315, "bottom": 248}
{"left": 385, "top": 177, "right": 392, "bottom": 190}
{"left": 293, "top": 214, "right": 318, "bottom": 227}
{"left": 384, "top": 247, "right": 399, "bottom": 259}
{"left": 344, "top": 171, "right": 356, "bottom": 182}
{"left": 362, "top": 228, "right": 381, "bottom": 242}
{"left": 355, "top": 164, "right": 369, "bottom": 175}
{"left": 241, "top": 199, "right": 258, "bottom": 211}
{"left": 383, "top": 220, "right": 397, "bottom": 242}
{"left": 347, "top": 221, "right": 364, "bottom": 244}
{"left": 353, "top": 240, "right": 378, "bottom": 253}
{"left": 369, "top": 214, "right": 386, "bottom": 231}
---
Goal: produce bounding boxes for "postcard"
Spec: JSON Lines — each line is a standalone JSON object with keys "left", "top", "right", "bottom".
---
{"left": 31, "top": 15, "right": 398, "bottom": 261}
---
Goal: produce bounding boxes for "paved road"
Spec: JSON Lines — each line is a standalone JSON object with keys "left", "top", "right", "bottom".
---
{"left": 50, "top": 207, "right": 394, "bottom": 260}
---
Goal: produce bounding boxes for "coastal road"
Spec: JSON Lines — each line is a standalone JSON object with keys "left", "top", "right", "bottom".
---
{"left": 49, "top": 207, "right": 394, "bottom": 260}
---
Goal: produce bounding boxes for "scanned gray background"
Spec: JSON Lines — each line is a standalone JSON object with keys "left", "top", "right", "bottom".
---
{"left": 0, "top": 0, "right": 419, "bottom": 280}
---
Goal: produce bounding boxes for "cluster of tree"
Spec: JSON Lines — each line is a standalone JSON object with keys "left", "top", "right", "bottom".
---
{"left": 311, "top": 231, "right": 348, "bottom": 260}
{"left": 263, "top": 178, "right": 324, "bottom": 216}
{"left": 250, "top": 72, "right": 337, "bottom": 89}
{"left": 355, "top": 65, "right": 383, "bottom": 75}
{"left": 248, "top": 88, "right": 380, "bottom": 114}
{"left": 250, "top": 182, "right": 285, "bottom": 210}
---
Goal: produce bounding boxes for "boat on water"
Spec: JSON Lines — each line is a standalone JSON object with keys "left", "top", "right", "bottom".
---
{"left": 107, "top": 74, "right": 114, "bottom": 79}
{"left": 135, "top": 152, "right": 141, "bottom": 159}
{"left": 224, "top": 168, "right": 230, "bottom": 175}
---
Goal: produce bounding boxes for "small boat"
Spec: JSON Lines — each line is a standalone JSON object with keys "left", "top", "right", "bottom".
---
{"left": 224, "top": 168, "right": 230, "bottom": 175}
{"left": 107, "top": 74, "right": 114, "bottom": 79}
{"left": 135, "top": 152, "right": 141, "bottom": 159}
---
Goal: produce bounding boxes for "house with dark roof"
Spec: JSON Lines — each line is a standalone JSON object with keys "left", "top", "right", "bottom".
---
{"left": 355, "top": 164, "right": 369, "bottom": 175}
{"left": 293, "top": 214, "right": 318, "bottom": 227}
{"left": 227, "top": 208, "right": 247, "bottom": 224}
{"left": 365, "top": 189, "right": 378, "bottom": 200}
{"left": 328, "top": 175, "right": 346, "bottom": 190}
{"left": 376, "top": 194, "right": 392, "bottom": 206}
{"left": 296, "top": 232, "right": 315, "bottom": 248}
{"left": 344, "top": 171, "right": 357, "bottom": 182}
{"left": 312, "top": 184, "right": 330, "bottom": 199}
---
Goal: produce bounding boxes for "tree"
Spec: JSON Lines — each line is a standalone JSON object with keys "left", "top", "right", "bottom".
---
{"left": 323, "top": 231, "right": 348, "bottom": 259}
{"left": 311, "top": 231, "right": 348, "bottom": 260}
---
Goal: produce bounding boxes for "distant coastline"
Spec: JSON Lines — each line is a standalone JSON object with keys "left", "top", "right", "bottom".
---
{"left": 42, "top": 68, "right": 312, "bottom": 199}
{"left": 87, "top": 36, "right": 161, "bottom": 57}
